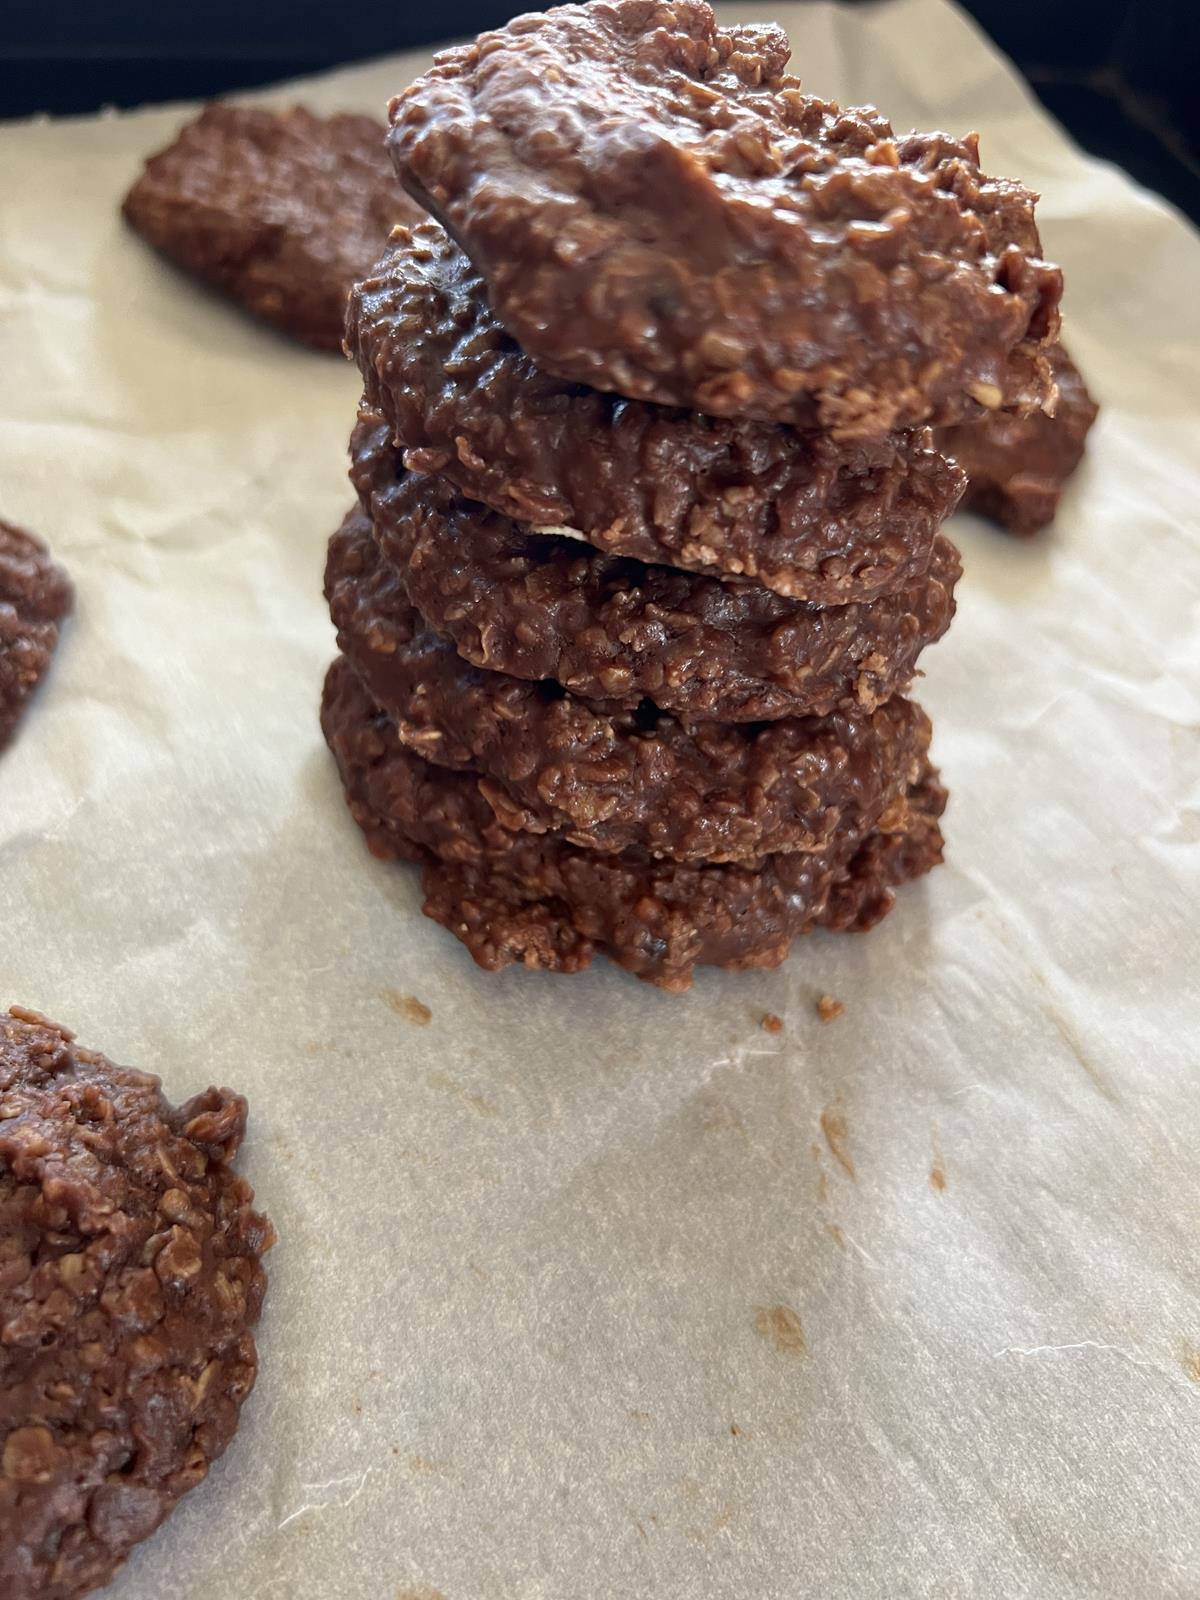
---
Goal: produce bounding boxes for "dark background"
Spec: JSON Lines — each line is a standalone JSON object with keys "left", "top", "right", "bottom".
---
{"left": 2, "top": 1, "right": 1197, "bottom": 222}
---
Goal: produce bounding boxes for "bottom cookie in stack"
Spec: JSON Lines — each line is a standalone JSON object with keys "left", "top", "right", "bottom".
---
{"left": 321, "top": 656, "right": 946, "bottom": 992}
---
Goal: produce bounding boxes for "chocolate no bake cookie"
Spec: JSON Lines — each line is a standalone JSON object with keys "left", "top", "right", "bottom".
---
{"left": 940, "top": 344, "right": 1098, "bottom": 535}
{"left": 0, "top": 1008, "right": 273, "bottom": 1600}
{"left": 349, "top": 225, "right": 966, "bottom": 601}
{"left": 345, "top": 428, "right": 961, "bottom": 720}
{"left": 1, "top": 521, "right": 72, "bottom": 754}
{"left": 321, "top": 657, "right": 945, "bottom": 988}
{"left": 123, "top": 104, "right": 422, "bottom": 351}
{"left": 326, "top": 536, "right": 933, "bottom": 864}
{"left": 387, "top": 0, "right": 1061, "bottom": 435}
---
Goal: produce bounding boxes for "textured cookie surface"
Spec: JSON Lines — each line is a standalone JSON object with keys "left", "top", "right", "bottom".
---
{"left": 344, "top": 430, "right": 961, "bottom": 721}
{"left": 0, "top": 521, "right": 72, "bottom": 754}
{"left": 348, "top": 225, "right": 966, "bottom": 601}
{"left": 0, "top": 1009, "right": 274, "bottom": 1600}
{"left": 326, "top": 531, "right": 934, "bottom": 865}
{"left": 388, "top": 0, "right": 1061, "bottom": 432}
{"left": 123, "top": 104, "right": 421, "bottom": 350}
{"left": 940, "top": 344, "right": 1098, "bottom": 535}
{"left": 321, "top": 657, "right": 946, "bottom": 989}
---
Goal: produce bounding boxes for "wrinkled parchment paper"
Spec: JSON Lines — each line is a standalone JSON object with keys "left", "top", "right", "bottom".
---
{"left": 3, "top": 3, "right": 1199, "bottom": 1595}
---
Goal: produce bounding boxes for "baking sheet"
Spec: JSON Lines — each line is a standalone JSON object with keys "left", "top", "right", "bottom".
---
{"left": 2, "top": 2, "right": 1199, "bottom": 1595}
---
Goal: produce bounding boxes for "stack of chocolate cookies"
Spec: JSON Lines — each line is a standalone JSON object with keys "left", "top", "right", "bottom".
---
{"left": 320, "top": 0, "right": 1063, "bottom": 991}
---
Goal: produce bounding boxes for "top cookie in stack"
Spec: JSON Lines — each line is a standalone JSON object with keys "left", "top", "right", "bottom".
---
{"left": 386, "top": 0, "right": 1060, "bottom": 435}
{"left": 321, "top": 0, "right": 1064, "bottom": 991}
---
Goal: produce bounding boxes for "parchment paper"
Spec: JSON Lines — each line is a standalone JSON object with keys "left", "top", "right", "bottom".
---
{"left": 2, "top": 3, "right": 1199, "bottom": 1595}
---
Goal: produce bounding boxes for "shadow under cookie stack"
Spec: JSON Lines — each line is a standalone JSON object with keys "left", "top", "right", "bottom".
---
{"left": 320, "top": 0, "right": 1063, "bottom": 992}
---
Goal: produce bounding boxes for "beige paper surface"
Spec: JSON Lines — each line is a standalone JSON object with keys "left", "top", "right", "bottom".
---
{"left": 2, "top": 3, "right": 1199, "bottom": 1595}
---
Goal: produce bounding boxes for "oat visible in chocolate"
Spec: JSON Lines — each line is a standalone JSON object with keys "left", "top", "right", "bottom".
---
{"left": 348, "top": 225, "right": 966, "bottom": 601}
{"left": 322, "top": 657, "right": 946, "bottom": 989}
{"left": 940, "top": 344, "right": 1099, "bottom": 535}
{"left": 123, "top": 105, "right": 422, "bottom": 351}
{"left": 0, "top": 1008, "right": 273, "bottom": 1600}
{"left": 345, "top": 429, "right": 960, "bottom": 720}
{"left": 327, "top": 530, "right": 934, "bottom": 864}
{"left": 387, "top": 0, "right": 1061, "bottom": 435}
{"left": 0, "top": 520, "right": 72, "bottom": 754}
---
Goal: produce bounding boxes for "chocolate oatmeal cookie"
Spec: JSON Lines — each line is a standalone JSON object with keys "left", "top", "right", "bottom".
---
{"left": 123, "top": 104, "right": 422, "bottom": 351}
{"left": 1, "top": 521, "right": 72, "bottom": 754}
{"left": 321, "top": 657, "right": 945, "bottom": 989}
{"left": 337, "top": 467, "right": 960, "bottom": 722}
{"left": 0, "top": 1008, "right": 274, "bottom": 1600}
{"left": 326, "top": 540, "right": 932, "bottom": 864}
{"left": 940, "top": 344, "right": 1099, "bottom": 535}
{"left": 348, "top": 226, "right": 966, "bottom": 601}
{"left": 387, "top": 0, "right": 1061, "bottom": 434}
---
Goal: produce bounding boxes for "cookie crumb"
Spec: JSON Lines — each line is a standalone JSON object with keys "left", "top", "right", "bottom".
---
{"left": 817, "top": 995, "right": 845, "bottom": 1024}
{"left": 754, "top": 1303, "right": 806, "bottom": 1356}
{"left": 383, "top": 989, "right": 432, "bottom": 1026}
{"left": 760, "top": 1012, "right": 784, "bottom": 1035}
